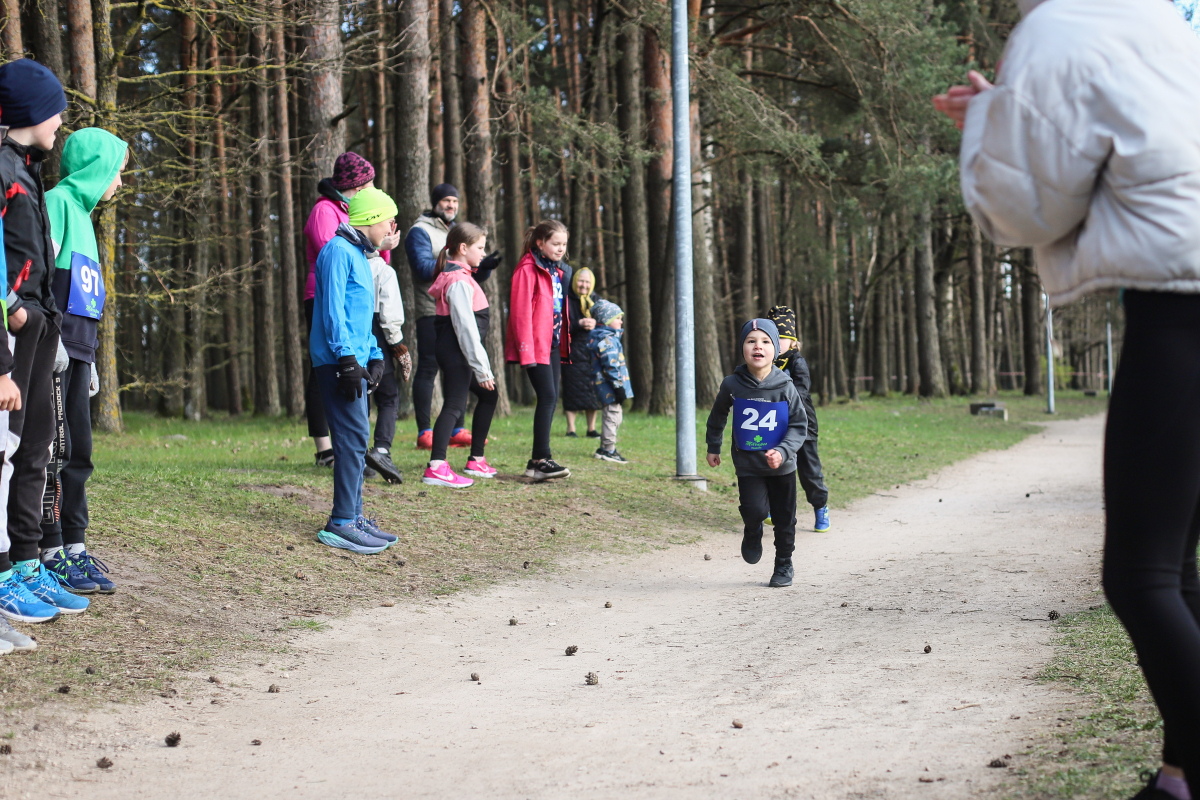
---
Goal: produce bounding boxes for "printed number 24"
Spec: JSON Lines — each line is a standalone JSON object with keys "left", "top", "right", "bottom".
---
{"left": 741, "top": 408, "right": 777, "bottom": 431}
{"left": 80, "top": 265, "right": 101, "bottom": 294}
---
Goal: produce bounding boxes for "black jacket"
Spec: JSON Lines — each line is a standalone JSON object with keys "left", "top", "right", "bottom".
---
{"left": 775, "top": 349, "right": 818, "bottom": 439}
{"left": 0, "top": 136, "right": 59, "bottom": 323}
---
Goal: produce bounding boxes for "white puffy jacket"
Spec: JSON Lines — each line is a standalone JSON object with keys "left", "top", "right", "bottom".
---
{"left": 961, "top": 0, "right": 1200, "bottom": 306}
{"left": 369, "top": 254, "right": 405, "bottom": 347}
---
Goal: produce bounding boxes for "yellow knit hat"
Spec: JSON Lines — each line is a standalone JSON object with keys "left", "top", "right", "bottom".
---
{"left": 347, "top": 186, "right": 398, "bottom": 227}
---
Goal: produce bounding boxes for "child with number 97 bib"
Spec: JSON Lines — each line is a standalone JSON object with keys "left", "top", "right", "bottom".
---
{"left": 706, "top": 319, "right": 807, "bottom": 588}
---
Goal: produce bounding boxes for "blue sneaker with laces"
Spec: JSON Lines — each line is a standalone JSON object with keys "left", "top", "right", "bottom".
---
{"left": 316, "top": 519, "right": 389, "bottom": 555}
{"left": 356, "top": 515, "right": 396, "bottom": 545}
{"left": 20, "top": 561, "right": 89, "bottom": 614}
{"left": 814, "top": 506, "right": 830, "bottom": 532}
{"left": 0, "top": 570, "right": 60, "bottom": 623}
{"left": 72, "top": 551, "right": 116, "bottom": 594}
{"left": 45, "top": 551, "right": 98, "bottom": 594}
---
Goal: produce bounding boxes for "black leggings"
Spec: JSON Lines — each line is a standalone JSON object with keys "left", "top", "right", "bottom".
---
{"left": 1102, "top": 290, "right": 1200, "bottom": 791}
{"left": 526, "top": 357, "right": 560, "bottom": 461}
{"left": 431, "top": 326, "right": 497, "bottom": 462}
{"left": 304, "top": 299, "right": 329, "bottom": 440}
{"left": 414, "top": 315, "right": 466, "bottom": 434}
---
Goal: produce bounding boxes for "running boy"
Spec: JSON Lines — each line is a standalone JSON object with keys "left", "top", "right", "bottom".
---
{"left": 766, "top": 305, "right": 830, "bottom": 532}
{"left": 587, "top": 299, "right": 631, "bottom": 464}
{"left": 40, "top": 127, "right": 128, "bottom": 594}
{"left": 706, "top": 319, "right": 807, "bottom": 588}
{"left": 310, "top": 187, "right": 400, "bottom": 554}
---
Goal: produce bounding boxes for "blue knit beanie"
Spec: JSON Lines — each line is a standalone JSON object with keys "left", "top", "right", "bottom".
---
{"left": 739, "top": 318, "right": 781, "bottom": 363}
{"left": 592, "top": 299, "right": 624, "bottom": 326}
{"left": 0, "top": 59, "right": 66, "bottom": 130}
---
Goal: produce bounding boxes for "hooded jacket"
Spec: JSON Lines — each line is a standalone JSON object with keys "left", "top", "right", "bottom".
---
{"left": 46, "top": 128, "right": 128, "bottom": 363}
{"left": 587, "top": 326, "right": 632, "bottom": 406}
{"left": 429, "top": 261, "right": 493, "bottom": 383}
{"left": 369, "top": 252, "right": 405, "bottom": 348}
{"left": 960, "top": 0, "right": 1200, "bottom": 305}
{"left": 304, "top": 178, "right": 390, "bottom": 302}
{"left": 310, "top": 223, "right": 384, "bottom": 368}
{"left": 506, "top": 251, "right": 572, "bottom": 367}
{"left": 0, "top": 135, "right": 58, "bottom": 322}
{"left": 706, "top": 365, "right": 807, "bottom": 478}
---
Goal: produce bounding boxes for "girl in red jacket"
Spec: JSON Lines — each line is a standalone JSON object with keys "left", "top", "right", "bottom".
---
{"left": 506, "top": 220, "right": 572, "bottom": 480}
{"left": 422, "top": 223, "right": 498, "bottom": 488}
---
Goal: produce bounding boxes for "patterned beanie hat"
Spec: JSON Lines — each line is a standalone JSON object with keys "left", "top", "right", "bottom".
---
{"left": 332, "top": 152, "right": 375, "bottom": 191}
{"left": 592, "top": 299, "right": 624, "bottom": 326}
{"left": 767, "top": 305, "right": 797, "bottom": 341}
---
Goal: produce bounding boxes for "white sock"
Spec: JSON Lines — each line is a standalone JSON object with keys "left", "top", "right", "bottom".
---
{"left": 66, "top": 543, "right": 86, "bottom": 557}
{"left": 40, "top": 546, "right": 64, "bottom": 564}
{"left": 429, "top": 459, "right": 446, "bottom": 468}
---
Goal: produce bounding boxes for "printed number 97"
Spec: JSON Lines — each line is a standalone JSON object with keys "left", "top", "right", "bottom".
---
{"left": 80, "top": 266, "right": 100, "bottom": 294}
{"left": 740, "top": 408, "right": 777, "bottom": 431}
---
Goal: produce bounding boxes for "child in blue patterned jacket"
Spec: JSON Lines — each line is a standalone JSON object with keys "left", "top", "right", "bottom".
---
{"left": 587, "top": 300, "right": 631, "bottom": 464}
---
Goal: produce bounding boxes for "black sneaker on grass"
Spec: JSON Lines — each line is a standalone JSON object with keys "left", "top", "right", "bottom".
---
{"left": 586, "top": 430, "right": 601, "bottom": 438}
{"left": 565, "top": 431, "right": 578, "bottom": 438}
{"left": 594, "top": 448, "right": 628, "bottom": 464}
{"left": 315, "top": 449, "right": 335, "bottom": 467}
{"left": 525, "top": 459, "right": 570, "bottom": 480}
{"left": 365, "top": 447, "right": 404, "bottom": 484}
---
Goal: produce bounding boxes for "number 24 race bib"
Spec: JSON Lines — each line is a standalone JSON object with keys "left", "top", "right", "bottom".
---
{"left": 68, "top": 251, "right": 106, "bottom": 320}
{"left": 732, "top": 397, "right": 788, "bottom": 451}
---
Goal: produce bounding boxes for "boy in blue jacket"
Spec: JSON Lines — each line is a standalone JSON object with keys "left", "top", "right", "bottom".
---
{"left": 587, "top": 300, "right": 631, "bottom": 464}
{"left": 311, "top": 187, "right": 400, "bottom": 555}
{"left": 706, "top": 319, "right": 807, "bottom": 588}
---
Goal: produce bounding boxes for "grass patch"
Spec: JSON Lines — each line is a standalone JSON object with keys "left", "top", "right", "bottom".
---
{"left": 0, "top": 389, "right": 1105, "bottom": 713}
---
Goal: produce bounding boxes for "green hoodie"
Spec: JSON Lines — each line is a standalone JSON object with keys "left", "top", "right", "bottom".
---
{"left": 46, "top": 128, "right": 127, "bottom": 363}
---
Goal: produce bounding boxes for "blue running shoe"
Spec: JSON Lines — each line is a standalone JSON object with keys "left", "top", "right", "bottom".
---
{"left": 814, "top": 506, "right": 831, "bottom": 532}
{"left": 73, "top": 551, "right": 116, "bottom": 594}
{"left": 22, "top": 562, "right": 90, "bottom": 614}
{"left": 356, "top": 516, "right": 397, "bottom": 545}
{"left": 45, "top": 551, "right": 98, "bottom": 594}
{"left": 316, "top": 519, "right": 389, "bottom": 555}
{"left": 0, "top": 572, "right": 60, "bottom": 623}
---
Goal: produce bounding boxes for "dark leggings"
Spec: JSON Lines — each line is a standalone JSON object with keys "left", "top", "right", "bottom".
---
{"left": 304, "top": 299, "right": 330, "bottom": 440}
{"left": 431, "top": 327, "right": 497, "bottom": 462}
{"left": 738, "top": 471, "right": 797, "bottom": 560}
{"left": 526, "top": 357, "right": 560, "bottom": 461}
{"left": 414, "top": 315, "right": 466, "bottom": 434}
{"left": 1101, "top": 290, "right": 1200, "bottom": 791}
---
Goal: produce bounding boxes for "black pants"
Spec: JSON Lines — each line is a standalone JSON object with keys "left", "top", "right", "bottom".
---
{"left": 1101, "top": 290, "right": 1200, "bottom": 793}
{"left": 39, "top": 358, "right": 93, "bottom": 550}
{"left": 372, "top": 363, "right": 399, "bottom": 451}
{"left": 304, "top": 299, "right": 329, "bottom": 440}
{"left": 413, "top": 315, "right": 465, "bottom": 434}
{"left": 797, "top": 438, "right": 829, "bottom": 509}
{"left": 3, "top": 308, "right": 58, "bottom": 568}
{"left": 738, "top": 470, "right": 797, "bottom": 560}
{"left": 526, "top": 358, "right": 561, "bottom": 461}
{"left": 431, "top": 326, "right": 497, "bottom": 462}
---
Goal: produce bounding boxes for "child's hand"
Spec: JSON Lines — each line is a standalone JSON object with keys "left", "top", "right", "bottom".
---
{"left": 706, "top": 453, "right": 720, "bottom": 468}
{"left": 8, "top": 306, "right": 26, "bottom": 333}
{"left": 765, "top": 449, "right": 783, "bottom": 469}
{"left": 0, "top": 374, "right": 21, "bottom": 411}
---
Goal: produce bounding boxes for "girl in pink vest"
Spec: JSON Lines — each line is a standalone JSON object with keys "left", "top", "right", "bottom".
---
{"left": 422, "top": 223, "right": 498, "bottom": 488}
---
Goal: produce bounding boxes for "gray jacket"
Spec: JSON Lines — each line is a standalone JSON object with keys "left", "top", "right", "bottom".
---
{"left": 706, "top": 365, "right": 807, "bottom": 478}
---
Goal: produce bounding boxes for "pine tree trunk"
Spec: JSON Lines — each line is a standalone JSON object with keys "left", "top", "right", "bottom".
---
{"left": 691, "top": 85, "right": 722, "bottom": 405}
{"left": 209, "top": 32, "right": 242, "bottom": 415}
{"left": 1, "top": 0, "right": 21, "bottom": 59}
{"left": 968, "top": 221, "right": 987, "bottom": 394}
{"left": 273, "top": 6, "right": 304, "bottom": 417}
{"left": 914, "top": 201, "right": 946, "bottom": 398}
{"left": 616, "top": 23, "right": 653, "bottom": 410}
{"left": 181, "top": 11, "right": 207, "bottom": 420}
{"left": 427, "top": 0, "right": 444, "bottom": 186}
{"left": 92, "top": 0, "right": 122, "bottom": 430}
{"left": 499, "top": 66, "right": 525, "bottom": 301}
{"left": 902, "top": 246, "right": 919, "bottom": 395}
{"left": 736, "top": 170, "right": 754, "bottom": 323}
{"left": 440, "top": 0, "right": 465, "bottom": 196}
{"left": 462, "top": 0, "right": 511, "bottom": 415}
{"left": 871, "top": 267, "right": 889, "bottom": 398}
{"left": 300, "top": 0, "right": 345, "bottom": 200}
{"left": 644, "top": 21, "right": 674, "bottom": 415}
{"left": 250, "top": 23, "right": 280, "bottom": 415}
{"left": 1021, "top": 250, "right": 1043, "bottom": 395}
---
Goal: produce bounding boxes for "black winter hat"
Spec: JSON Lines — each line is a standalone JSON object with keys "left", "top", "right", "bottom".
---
{"left": 431, "top": 183, "right": 458, "bottom": 204}
{"left": 0, "top": 59, "right": 66, "bottom": 130}
{"left": 767, "top": 305, "right": 798, "bottom": 341}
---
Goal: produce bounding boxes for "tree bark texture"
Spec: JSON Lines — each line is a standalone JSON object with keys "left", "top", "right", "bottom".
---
{"left": 643, "top": 21, "right": 674, "bottom": 415}
{"left": 300, "top": 0, "right": 345, "bottom": 201}
{"left": 1021, "top": 250, "right": 1043, "bottom": 395}
{"left": 967, "top": 220, "right": 988, "bottom": 395}
{"left": 440, "top": 0, "right": 465, "bottom": 197}
{"left": 250, "top": 24, "right": 280, "bottom": 415}
{"left": 273, "top": 6, "right": 304, "bottom": 417}
{"left": 914, "top": 201, "right": 946, "bottom": 398}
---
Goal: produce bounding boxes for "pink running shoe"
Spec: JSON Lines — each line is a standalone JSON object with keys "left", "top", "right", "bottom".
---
{"left": 422, "top": 461, "right": 474, "bottom": 488}
{"left": 463, "top": 456, "right": 498, "bottom": 478}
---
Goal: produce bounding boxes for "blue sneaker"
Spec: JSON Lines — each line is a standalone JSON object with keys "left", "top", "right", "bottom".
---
{"left": 21, "top": 562, "right": 90, "bottom": 615}
{"left": 0, "top": 572, "right": 60, "bottom": 623}
{"left": 814, "top": 506, "right": 830, "bottom": 532}
{"left": 356, "top": 516, "right": 397, "bottom": 545}
{"left": 73, "top": 551, "right": 116, "bottom": 594}
{"left": 45, "top": 551, "right": 98, "bottom": 594}
{"left": 316, "top": 519, "right": 389, "bottom": 555}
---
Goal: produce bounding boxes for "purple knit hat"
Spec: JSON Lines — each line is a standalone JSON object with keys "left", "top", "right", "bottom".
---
{"left": 332, "top": 152, "right": 375, "bottom": 192}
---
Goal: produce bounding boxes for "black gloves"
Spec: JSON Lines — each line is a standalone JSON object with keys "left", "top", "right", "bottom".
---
{"left": 336, "top": 355, "right": 369, "bottom": 400}
{"left": 613, "top": 387, "right": 627, "bottom": 405}
{"left": 479, "top": 251, "right": 503, "bottom": 273}
{"left": 366, "top": 359, "right": 385, "bottom": 394}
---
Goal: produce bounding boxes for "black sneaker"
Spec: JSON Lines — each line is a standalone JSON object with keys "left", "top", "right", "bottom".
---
{"left": 315, "top": 449, "right": 335, "bottom": 467}
{"left": 365, "top": 447, "right": 404, "bottom": 484}
{"left": 525, "top": 459, "right": 570, "bottom": 480}
{"left": 565, "top": 431, "right": 578, "bottom": 438}
{"left": 586, "top": 430, "right": 601, "bottom": 438}
{"left": 741, "top": 524, "right": 764, "bottom": 565}
{"left": 594, "top": 448, "right": 628, "bottom": 464}
{"left": 769, "top": 558, "right": 794, "bottom": 588}
{"left": 363, "top": 465, "right": 378, "bottom": 479}
{"left": 1130, "top": 771, "right": 1174, "bottom": 800}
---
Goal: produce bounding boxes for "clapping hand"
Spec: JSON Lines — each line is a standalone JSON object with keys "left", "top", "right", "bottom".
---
{"left": 932, "top": 70, "right": 994, "bottom": 130}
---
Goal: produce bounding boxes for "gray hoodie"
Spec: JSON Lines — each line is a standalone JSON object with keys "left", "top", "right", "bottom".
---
{"left": 706, "top": 364, "right": 807, "bottom": 478}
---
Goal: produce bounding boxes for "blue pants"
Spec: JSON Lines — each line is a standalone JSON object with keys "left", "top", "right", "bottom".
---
{"left": 313, "top": 364, "right": 368, "bottom": 521}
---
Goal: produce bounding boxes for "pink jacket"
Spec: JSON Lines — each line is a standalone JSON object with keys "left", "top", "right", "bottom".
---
{"left": 304, "top": 196, "right": 390, "bottom": 301}
{"left": 505, "top": 251, "right": 570, "bottom": 367}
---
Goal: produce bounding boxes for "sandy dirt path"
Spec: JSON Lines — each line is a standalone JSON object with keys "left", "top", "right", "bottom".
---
{"left": 3, "top": 415, "right": 1106, "bottom": 799}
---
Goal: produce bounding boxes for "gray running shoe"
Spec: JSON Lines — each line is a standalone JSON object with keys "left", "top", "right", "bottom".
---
{"left": 0, "top": 617, "right": 35, "bottom": 652}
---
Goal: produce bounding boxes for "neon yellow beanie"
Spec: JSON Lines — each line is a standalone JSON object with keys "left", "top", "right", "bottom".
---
{"left": 347, "top": 186, "right": 398, "bottom": 227}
